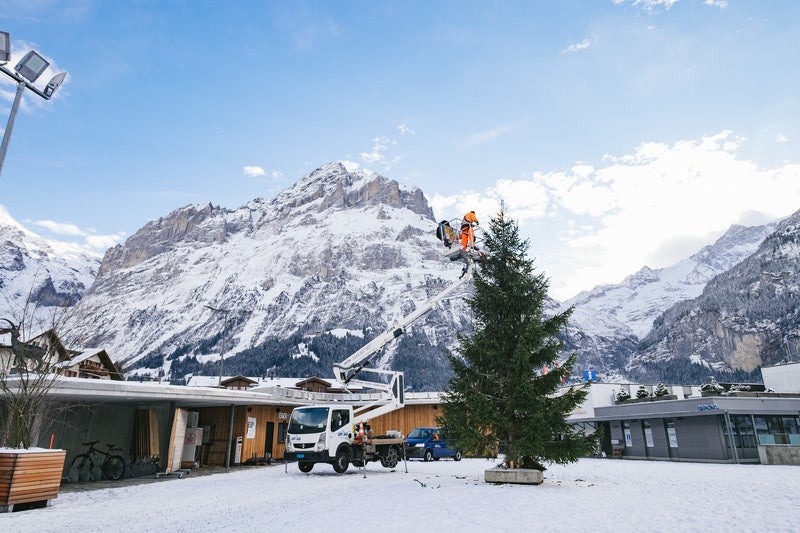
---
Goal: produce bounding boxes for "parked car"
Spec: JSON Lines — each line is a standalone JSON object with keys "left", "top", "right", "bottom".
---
{"left": 404, "top": 427, "right": 462, "bottom": 461}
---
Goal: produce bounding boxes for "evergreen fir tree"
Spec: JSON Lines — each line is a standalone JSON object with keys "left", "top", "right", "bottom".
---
{"left": 439, "top": 207, "right": 596, "bottom": 471}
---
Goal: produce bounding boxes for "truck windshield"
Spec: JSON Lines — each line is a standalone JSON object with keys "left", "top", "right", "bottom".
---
{"left": 288, "top": 407, "right": 329, "bottom": 434}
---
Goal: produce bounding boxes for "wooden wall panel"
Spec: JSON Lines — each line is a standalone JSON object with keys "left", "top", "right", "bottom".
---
{"left": 367, "top": 404, "right": 441, "bottom": 436}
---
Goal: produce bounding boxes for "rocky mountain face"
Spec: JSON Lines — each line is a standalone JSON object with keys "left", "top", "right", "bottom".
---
{"left": 560, "top": 222, "right": 778, "bottom": 378}
{"left": 0, "top": 205, "right": 100, "bottom": 334}
{"left": 632, "top": 208, "right": 800, "bottom": 373}
{"left": 61, "top": 163, "right": 472, "bottom": 390}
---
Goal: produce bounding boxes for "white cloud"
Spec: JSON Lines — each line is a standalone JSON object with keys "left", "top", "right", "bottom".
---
{"left": 776, "top": 133, "right": 789, "bottom": 144}
{"left": 704, "top": 0, "right": 728, "bottom": 8}
{"left": 84, "top": 233, "right": 125, "bottom": 250}
{"left": 632, "top": 0, "right": 680, "bottom": 10}
{"left": 243, "top": 166, "right": 266, "bottom": 177}
{"left": 397, "top": 123, "right": 416, "bottom": 136}
{"left": 33, "top": 219, "right": 126, "bottom": 251}
{"left": 271, "top": 170, "right": 284, "bottom": 179}
{"left": 432, "top": 131, "right": 800, "bottom": 299}
{"left": 359, "top": 136, "right": 397, "bottom": 166}
{"left": 34, "top": 220, "right": 84, "bottom": 237}
{"left": 462, "top": 123, "right": 519, "bottom": 149}
{"left": 561, "top": 36, "right": 595, "bottom": 55}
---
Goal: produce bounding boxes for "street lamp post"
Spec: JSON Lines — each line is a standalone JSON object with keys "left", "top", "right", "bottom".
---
{"left": 205, "top": 305, "right": 231, "bottom": 387}
{"left": 0, "top": 31, "right": 68, "bottom": 180}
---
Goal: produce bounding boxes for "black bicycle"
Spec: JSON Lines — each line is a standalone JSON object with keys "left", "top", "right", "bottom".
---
{"left": 70, "top": 440, "right": 126, "bottom": 481}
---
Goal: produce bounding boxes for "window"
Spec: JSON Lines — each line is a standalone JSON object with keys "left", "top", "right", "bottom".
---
{"left": 730, "top": 416, "right": 756, "bottom": 448}
{"left": 331, "top": 409, "right": 350, "bottom": 431}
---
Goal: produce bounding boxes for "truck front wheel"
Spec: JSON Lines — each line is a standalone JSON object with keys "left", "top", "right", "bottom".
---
{"left": 298, "top": 462, "right": 313, "bottom": 473}
{"left": 332, "top": 448, "right": 350, "bottom": 474}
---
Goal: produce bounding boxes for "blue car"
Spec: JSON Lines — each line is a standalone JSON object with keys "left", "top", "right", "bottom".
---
{"left": 404, "top": 427, "right": 462, "bottom": 462}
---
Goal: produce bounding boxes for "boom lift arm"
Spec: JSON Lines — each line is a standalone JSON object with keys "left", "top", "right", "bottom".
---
{"left": 332, "top": 260, "right": 474, "bottom": 422}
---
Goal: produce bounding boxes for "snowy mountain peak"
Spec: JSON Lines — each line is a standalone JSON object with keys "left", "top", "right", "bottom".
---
{"left": 263, "top": 162, "right": 433, "bottom": 220}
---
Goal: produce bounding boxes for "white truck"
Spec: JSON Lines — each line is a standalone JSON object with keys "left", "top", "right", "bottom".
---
{"left": 283, "top": 258, "right": 475, "bottom": 474}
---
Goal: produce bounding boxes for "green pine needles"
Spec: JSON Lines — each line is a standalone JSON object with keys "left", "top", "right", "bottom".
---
{"left": 439, "top": 207, "right": 596, "bottom": 470}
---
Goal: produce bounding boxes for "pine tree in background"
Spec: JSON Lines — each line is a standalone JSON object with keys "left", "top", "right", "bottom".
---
{"left": 439, "top": 207, "right": 596, "bottom": 470}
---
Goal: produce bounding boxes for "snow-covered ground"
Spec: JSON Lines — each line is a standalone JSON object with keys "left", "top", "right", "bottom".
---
{"left": 2, "top": 458, "right": 798, "bottom": 532}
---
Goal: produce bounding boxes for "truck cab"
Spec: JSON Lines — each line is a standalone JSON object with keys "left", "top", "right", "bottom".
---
{"left": 284, "top": 404, "right": 405, "bottom": 474}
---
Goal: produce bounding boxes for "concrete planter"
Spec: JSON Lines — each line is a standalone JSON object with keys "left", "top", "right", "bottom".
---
{"left": 485, "top": 466, "right": 543, "bottom": 485}
{"left": 0, "top": 449, "right": 66, "bottom": 512}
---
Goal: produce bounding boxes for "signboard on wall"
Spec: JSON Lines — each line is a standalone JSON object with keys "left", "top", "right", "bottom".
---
{"left": 624, "top": 428, "right": 632, "bottom": 447}
{"left": 667, "top": 426, "right": 679, "bottom": 448}
{"left": 644, "top": 427, "right": 654, "bottom": 448}
{"left": 246, "top": 417, "right": 257, "bottom": 439}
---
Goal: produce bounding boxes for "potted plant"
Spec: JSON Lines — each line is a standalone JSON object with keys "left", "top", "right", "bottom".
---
{"left": 0, "top": 319, "right": 66, "bottom": 512}
{"left": 615, "top": 388, "right": 631, "bottom": 402}
{"left": 700, "top": 376, "right": 725, "bottom": 396}
{"left": 439, "top": 208, "right": 596, "bottom": 485}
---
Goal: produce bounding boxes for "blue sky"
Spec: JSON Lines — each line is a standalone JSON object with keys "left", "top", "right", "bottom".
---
{"left": 1, "top": 0, "right": 799, "bottom": 300}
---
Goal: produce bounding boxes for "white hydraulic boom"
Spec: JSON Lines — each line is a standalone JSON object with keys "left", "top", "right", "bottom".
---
{"left": 332, "top": 260, "right": 474, "bottom": 422}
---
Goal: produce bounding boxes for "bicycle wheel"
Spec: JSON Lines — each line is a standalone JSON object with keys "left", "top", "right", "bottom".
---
{"left": 70, "top": 454, "right": 92, "bottom": 482}
{"left": 103, "top": 455, "right": 126, "bottom": 481}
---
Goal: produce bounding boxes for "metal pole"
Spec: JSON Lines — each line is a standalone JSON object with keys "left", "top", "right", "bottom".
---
{"left": 205, "top": 305, "right": 230, "bottom": 388}
{"left": 0, "top": 81, "right": 25, "bottom": 180}
{"left": 219, "top": 311, "right": 227, "bottom": 387}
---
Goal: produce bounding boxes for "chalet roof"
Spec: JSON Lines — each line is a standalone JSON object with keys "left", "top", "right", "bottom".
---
{"left": 221, "top": 375, "right": 258, "bottom": 386}
{"left": 295, "top": 376, "right": 334, "bottom": 387}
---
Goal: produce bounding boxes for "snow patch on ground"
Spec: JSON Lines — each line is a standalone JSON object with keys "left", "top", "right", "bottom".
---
{"left": 3, "top": 458, "right": 797, "bottom": 531}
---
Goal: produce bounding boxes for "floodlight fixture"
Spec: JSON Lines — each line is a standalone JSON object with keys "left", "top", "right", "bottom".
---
{"left": 43, "top": 71, "right": 67, "bottom": 98}
{"left": 0, "top": 32, "right": 9, "bottom": 63}
{"left": 14, "top": 50, "right": 50, "bottom": 83}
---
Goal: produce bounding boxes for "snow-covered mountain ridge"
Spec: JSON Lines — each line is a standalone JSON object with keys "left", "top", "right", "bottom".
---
{"left": 0, "top": 204, "right": 100, "bottom": 333}
{"left": 564, "top": 222, "right": 778, "bottom": 339}
{"left": 632, "top": 207, "right": 800, "bottom": 372}
{"left": 5, "top": 162, "right": 794, "bottom": 386}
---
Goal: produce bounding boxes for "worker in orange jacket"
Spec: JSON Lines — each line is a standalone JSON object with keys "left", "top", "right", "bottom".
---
{"left": 460, "top": 211, "right": 478, "bottom": 250}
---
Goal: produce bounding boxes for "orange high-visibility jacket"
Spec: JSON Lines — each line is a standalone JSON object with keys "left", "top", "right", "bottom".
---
{"left": 461, "top": 211, "right": 478, "bottom": 248}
